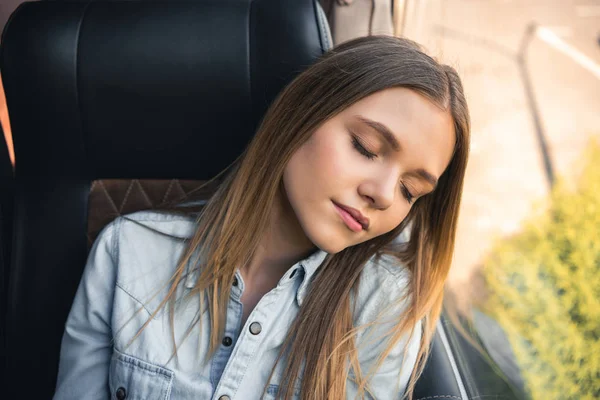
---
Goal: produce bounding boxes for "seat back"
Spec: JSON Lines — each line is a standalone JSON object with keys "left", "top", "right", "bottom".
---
{"left": 1, "top": 2, "right": 489, "bottom": 399}
{"left": 1, "top": 0, "right": 330, "bottom": 396}
{"left": 414, "top": 319, "right": 466, "bottom": 399}
{"left": 0, "top": 120, "right": 13, "bottom": 380}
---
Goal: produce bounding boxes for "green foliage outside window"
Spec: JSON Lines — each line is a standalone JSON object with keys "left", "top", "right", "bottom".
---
{"left": 483, "top": 139, "right": 600, "bottom": 399}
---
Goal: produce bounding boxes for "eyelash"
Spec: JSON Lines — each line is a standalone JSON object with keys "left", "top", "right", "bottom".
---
{"left": 351, "top": 134, "right": 414, "bottom": 203}
{"left": 401, "top": 184, "right": 414, "bottom": 204}
{"left": 351, "top": 135, "right": 377, "bottom": 160}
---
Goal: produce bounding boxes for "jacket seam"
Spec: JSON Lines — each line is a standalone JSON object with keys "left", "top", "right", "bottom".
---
{"left": 115, "top": 282, "right": 154, "bottom": 317}
{"left": 112, "top": 347, "right": 174, "bottom": 378}
{"left": 375, "top": 254, "right": 411, "bottom": 282}
{"left": 112, "top": 216, "right": 122, "bottom": 266}
{"left": 121, "top": 211, "right": 197, "bottom": 223}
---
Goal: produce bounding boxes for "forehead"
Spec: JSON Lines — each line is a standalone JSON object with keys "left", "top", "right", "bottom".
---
{"left": 343, "top": 87, "right": 456, "bottom": 174}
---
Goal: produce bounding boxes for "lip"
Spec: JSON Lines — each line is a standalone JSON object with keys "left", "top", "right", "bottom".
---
{"left": 332, "top": 201, "right": 370, "bottom": 232}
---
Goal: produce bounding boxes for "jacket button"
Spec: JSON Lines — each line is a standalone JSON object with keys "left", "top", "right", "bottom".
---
{"left": 218, "top": 396, "right": 231, "bottom": 400}
{"left": 116, "top": 387, "right": 127, "bottom": 400}
{"left": 249, "top": 322, "right": 262, "bottom": 335}
{"left": 222, "top": 336, "right": 233, "bottom": 346}
{"left": 232, "top": 277, "right": 238, "bottom": 287}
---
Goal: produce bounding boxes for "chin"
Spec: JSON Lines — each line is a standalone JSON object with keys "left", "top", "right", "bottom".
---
{"left": 316, "top": 241, "right": 345, "bottom": 255}
{"left": 301, "top": 220, "right": 349, "bottom": 255}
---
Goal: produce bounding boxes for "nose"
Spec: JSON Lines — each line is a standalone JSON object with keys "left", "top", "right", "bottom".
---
{"left": 359, "top": 168, "right": 398, "bottom": 210}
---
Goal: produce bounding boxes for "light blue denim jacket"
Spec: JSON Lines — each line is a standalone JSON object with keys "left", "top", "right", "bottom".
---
{"left": 53, "top": 210, "right": 421, "bottom": 400}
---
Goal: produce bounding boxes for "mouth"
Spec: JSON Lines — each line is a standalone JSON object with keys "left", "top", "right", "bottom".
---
{"left": 332, "top": 201, "right": 369, "bottom": 232}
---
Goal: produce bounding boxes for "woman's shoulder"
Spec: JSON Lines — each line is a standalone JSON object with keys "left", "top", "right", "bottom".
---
{"left": 89, "top": 210, "right": 195, "bottom": 254}
{"left": 114, "top": 209, "right": 198, "bottom": 238}
{"left": 91, "top": 210, "right": 199, "bottom": 304}
{"left": 349, "top": 254, "right": 422, "bottom": 396}
{"left": 360, "top": 253, "right": 412, "bottom": 298}
{"left": 353, "top": 253, "right": 413, "bottom": 325}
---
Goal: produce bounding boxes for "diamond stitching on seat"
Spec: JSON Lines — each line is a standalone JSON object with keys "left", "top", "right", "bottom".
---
{"left": 87, "top": 178, "right": 218, "bottom": 251}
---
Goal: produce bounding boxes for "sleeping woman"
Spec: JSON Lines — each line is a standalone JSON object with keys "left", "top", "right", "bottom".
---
{"left": 54, "top": 35, "right": 470, "bottom": 400}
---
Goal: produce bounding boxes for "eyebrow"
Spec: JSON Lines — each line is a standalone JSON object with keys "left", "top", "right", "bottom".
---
{"left": 355, "top": 115, "right": 401, "bottom": 152}
{"left": 356, "top": 115, "right": 439, "bottom": 189}
{"left": 413, "top": 169, "right": 439, "bottom": 189}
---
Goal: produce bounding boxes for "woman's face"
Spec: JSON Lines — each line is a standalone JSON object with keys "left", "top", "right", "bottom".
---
{"left": 282, "top": 87, "right": 456, "bottom": 254}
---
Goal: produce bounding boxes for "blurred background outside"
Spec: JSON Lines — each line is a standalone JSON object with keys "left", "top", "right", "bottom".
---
{"left": 398, "top": 1, "right": 599, "bottom": 398}
{"left": 1, "top": 0, "right": 599, "bottom": 398}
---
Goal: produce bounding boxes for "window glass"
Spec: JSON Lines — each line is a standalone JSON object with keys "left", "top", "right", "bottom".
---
{"left": 400, "top": 1, "right": 600, "bottom": 399}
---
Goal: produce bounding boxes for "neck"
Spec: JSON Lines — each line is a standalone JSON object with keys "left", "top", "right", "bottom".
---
{"left": 241, "top": 183, "right": 316, "bottom": 282}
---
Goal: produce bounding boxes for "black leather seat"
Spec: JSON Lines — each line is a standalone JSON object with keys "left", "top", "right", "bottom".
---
{"left": 1, "top": 0, "right": 330, "bottom": 397}
{"left": 414, "top": 322, "right": 465, "bottom": 399}
{"left": 0, "top": 121, "right": 13, "bottom": 381}
{"left": 1, "top": 1, "right": 481, "bottom": 398}
{"left": 0, "top": 124, "right": 11, "bottom": 275}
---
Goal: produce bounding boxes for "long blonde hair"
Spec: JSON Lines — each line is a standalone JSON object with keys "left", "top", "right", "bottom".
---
{"left": 126, "top": 35, "right": 470, "bottom": 399}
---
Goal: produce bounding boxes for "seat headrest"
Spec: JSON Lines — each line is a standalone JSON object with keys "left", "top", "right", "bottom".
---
{"left": 1, "top": 0, "right": 331, "bottom": 180}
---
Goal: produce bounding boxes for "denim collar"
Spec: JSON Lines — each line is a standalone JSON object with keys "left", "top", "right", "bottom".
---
{"left": 183, "top": 247, "right": 329, "bottom": 307}
{"left": 295, "top": 249, "right": 328, "bottom": 306}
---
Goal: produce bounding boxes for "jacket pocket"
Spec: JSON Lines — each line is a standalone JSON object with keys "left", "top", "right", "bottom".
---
{"left": 109, "top": 350, "right": 174, "bottom": 400}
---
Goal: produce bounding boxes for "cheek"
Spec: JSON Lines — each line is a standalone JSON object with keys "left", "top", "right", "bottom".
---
{"left": 310, "top": 133, "right": 348, "bottom": 178}
{"left": 370, "top": 206, "right": 410, "bottom": 239}
{"left": 283, "top": 139, "right": 337, "bottom": 214}
{"left": 293, "top": 131, "right": 351, "bottom": 190}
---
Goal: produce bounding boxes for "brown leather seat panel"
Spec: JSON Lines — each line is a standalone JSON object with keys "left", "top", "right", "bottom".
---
{"left": 87, "top": 178, "right": 218, "bottom": 249}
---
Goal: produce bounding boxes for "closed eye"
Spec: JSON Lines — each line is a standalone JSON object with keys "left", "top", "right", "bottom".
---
{"left": 401, "top": 183, "right": 414, "bottom": 204}
{"left": 351, "top": 135, "right": 377, "bottom": 160}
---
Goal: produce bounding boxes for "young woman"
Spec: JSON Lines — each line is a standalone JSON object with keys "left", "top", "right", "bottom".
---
{"left": 54, "top": 35, "right": 470, "bottom": 400}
